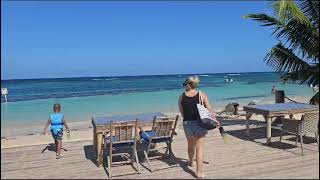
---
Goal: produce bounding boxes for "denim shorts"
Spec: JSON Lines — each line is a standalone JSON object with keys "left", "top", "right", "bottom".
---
{"left": 183, "top": 120, "right": 208, "bottom": 138}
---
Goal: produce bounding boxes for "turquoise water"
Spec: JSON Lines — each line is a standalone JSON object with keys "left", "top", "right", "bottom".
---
{"left": 1, "top": 72, "right": 314, "bottom": 129}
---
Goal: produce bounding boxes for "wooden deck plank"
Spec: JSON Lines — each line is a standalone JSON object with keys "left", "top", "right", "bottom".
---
{"left": 2, "top": 124, "right": 319, "bottom": 179}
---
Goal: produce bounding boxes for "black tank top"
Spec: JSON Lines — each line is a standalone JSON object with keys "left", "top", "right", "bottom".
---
{"left": 181, "top": 92, "right": 201, "bottom": 121}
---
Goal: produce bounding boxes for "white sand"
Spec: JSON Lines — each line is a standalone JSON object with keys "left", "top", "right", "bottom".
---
{"left": 1, "top": 96, "right": 312, "bottom": 149}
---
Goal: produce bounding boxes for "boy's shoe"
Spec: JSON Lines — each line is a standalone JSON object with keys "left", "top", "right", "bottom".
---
{"left": 56, "top": 154, "right": 62, "bottom": 159}
{"left": 186, "top": 160, "right": 193, "bottom": 167}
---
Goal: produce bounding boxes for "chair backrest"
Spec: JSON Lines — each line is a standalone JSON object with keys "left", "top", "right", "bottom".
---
{"left": 301, "top": 112, "right": 319, "bottom": 134}
{"left": 225, "top": 103, "right": 235, "bottom": 112}
{"left": 151, "top": 115, "right": 179, "bottom": 138}
{"left": 225, "top": 103, "right": 239, "bottom": 115}
{"left": 248, "top": 101, "right": 256, "bottom": 106}
{"left": 109, "top": 119, "right": 138, "bottom": 144}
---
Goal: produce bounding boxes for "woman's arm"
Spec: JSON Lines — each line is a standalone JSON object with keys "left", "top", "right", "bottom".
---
{"left": 178, "top": 95, "right": 184, "bottom": 119}
{"left": 62, "top": 116, "right": 70, "bottom": 132}
{"left": 42, "top": 117, "right": 51, "bottom": 135}
{"left": 202, "top": 92, "right": 221, "bottom": 127}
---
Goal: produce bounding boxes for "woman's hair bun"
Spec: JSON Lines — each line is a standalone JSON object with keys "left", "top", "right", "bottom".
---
{"left": 184, "top": 75, "right": 200, "bottom": 88}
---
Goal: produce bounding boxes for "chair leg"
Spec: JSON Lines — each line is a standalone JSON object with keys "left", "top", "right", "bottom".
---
{"left": 108, "top": 146, "right": 112, "bottom": 178}
{"left": 143, "top": 150, "right": 152, "bottom": 172}
{"left": 279, "top": 130, "right": 283, "bottom": 142}
{"left": 107, "top": 155, "right": 112, "bottom": 178}
{"left": 167, "top": 141, "right": 175, "bottom": 158}
{"left": 295, "top": 134, "right": 299, "bottom": 146}
{"left": 146, "top": 141, "right": 152, "bottom": 154}
{"left": 316, "top": 132, "right": 319, "bottom": 150}
{"left": 134, "top": 148, "right": 141, "bottom": 174}
{"left": 164, "top": 143, "right": 169, "bottom": 155}
{"left": 300, "top": 134, "right": 304, "bottom": 156}
{"left": 131, "top": 148, "right": 134, "bottom": 164}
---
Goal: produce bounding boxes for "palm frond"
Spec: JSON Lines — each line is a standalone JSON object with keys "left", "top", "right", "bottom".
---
{"left": 246, "top": 0, "right": 319, "bottom": 104}
{"left": 309, "top": 91, "right": 319, "bottom": 105}
{"left": 246, "top": 13, "right": 318, "bottom": 62}
{"left": 275, "top": 17, "right": 319, "bottom": 61}
{"left": 244, "top": 13, "right": 284, "bottom": 26}
{"left": 298, "top": 0, "right": 319, "bottom": 29}
{"left": 264, "top": 43, "right": 311, "bottom": 73}
{"left": 273, "top": 0, "right": 312, "bottom": 26}
{"left": 281, "top": 65, "right": 319, "bottom": 86}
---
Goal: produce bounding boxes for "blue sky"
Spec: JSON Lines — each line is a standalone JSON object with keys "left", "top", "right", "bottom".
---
{"left": 1, "top": 1, "right": 277, "bottom": 80}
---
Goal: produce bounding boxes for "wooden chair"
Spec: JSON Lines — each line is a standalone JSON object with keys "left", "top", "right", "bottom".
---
{"left": 102, "top": 119, "right": 141, "bottom": 177}
{"left": 139, "top": 115, "right": 179, "bottom": 172}
{"left": 217, "top": 102, "right": 239, "bottom": 116}
{"left": 280, "top": 112, "right": 319, "bottom": 155}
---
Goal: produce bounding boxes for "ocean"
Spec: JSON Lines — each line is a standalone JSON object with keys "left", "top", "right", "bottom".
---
{"left": 1, "top": 72, "right": 314, "bottom": 132}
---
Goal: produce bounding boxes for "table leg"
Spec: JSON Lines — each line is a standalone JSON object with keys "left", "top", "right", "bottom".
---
{"left": 96, "top": 132, "right": 103, "bottom": 167}
{"left": 245, "top": 112, "right": 252, "bottom": 137}
{"left": 264, "top": 116, "right": 272, "bottom": 145}
{"left": 93, "top": 128, "right": 97, "bottom": 153}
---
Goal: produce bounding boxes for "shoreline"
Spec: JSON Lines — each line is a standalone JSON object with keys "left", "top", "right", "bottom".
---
{"left": 1, "top": 95, "right": 312, "bottom": 149}
{"left": 1, "top": 95, "right": 311, "bottom": 138}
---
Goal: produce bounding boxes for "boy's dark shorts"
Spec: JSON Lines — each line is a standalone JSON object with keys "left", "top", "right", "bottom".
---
{"left": 51, "top": 129, "right": 63, "bottom": 141}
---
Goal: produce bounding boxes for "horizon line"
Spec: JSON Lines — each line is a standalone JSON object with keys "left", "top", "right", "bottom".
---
{"left": 1, "top": 70, "right": 278, "bottom": 81}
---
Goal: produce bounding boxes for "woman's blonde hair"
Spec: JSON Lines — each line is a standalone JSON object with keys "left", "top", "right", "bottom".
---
{"left": 183, "top": 75, "right": 200, "bottom": 89}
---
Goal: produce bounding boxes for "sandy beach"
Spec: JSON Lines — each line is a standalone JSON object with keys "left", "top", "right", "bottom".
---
{"left": 1, "top": 95, "right": 311, "bottom": 149}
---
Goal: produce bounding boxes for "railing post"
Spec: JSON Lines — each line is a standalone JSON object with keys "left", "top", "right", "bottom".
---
{"left": 274, "top": 90, "right": 285, "bottom": 125}
{"left": 275, "top": 90, "right": 285, "bottom": 103}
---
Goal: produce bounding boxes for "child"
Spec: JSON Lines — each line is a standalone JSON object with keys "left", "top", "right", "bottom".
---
{"left": 42, "top": 103, "right": 70, "bottom": 159}
{"left": 271, "top": 85, "right": 276, "bottom": 94}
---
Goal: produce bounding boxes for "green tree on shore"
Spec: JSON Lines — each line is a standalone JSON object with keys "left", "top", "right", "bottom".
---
{"left": 245, "top": 0, "right": 319, "bottom": 104}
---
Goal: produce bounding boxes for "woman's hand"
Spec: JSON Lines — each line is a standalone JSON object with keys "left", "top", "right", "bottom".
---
{"left": 212, "top": 113, "right": 221, "bottom": 127}
{"left": 214, "top": 119, "right": 221, "bottom": 127}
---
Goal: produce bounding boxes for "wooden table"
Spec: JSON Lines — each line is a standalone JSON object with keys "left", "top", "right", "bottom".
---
{"left": 243, "top": 103, "right": 318, "bottom": 145}
{"left": 91, "top": 112, "right": 167, "bottom": 167}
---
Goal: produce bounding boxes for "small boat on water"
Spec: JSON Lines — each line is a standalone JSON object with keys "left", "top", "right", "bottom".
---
{"left": 224, "top": 76, "right": 234, "bottom": 82}
{"left": 1, "top": 88, "right": 8, "bottom": 102}
{"left": 225, "top": 79, "right": 234, "bottom": 82}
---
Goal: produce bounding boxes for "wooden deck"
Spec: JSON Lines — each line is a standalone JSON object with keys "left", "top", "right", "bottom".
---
{"left": 2, "top": 119, "right": 319, "bottom": 179}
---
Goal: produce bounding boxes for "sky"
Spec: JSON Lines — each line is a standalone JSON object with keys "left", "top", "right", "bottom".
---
{"left": 1, "top": 1, "right": 277, "bottom": 80}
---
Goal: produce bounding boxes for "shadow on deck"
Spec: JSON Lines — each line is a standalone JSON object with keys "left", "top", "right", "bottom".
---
{"left": 225, "top": 126, "right": 318, "bottom": 154}
{"left": 83, "top": 143, "right": 203, "bottom": 178}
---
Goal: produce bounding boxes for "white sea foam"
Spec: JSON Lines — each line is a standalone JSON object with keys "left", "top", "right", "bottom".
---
{"left": 252, "top": 99, "right": 261, "bottom": 103}
{"left": 92, "top": 78, "right": 118, "bottom": 81}
{"left": 105, "top": 78, "right": 118, "bottom": 81}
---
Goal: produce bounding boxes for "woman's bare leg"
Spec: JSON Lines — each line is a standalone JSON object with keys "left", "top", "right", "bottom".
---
{"left": 195, "top": 135, "right": 205, "bottom": 178}
{"left": 187, "top": 137, "right": 195, "bottom": 166}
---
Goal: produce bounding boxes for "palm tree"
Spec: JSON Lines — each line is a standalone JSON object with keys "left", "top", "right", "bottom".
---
{"left": 245, "top": 0, "right": 319, "bottom": 104}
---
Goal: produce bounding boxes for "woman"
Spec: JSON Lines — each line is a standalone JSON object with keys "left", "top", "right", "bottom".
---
{"left": 178, "top": 76, "right": 220, "bottom": 178}
{"left": 271, "top": 85, "right": 276, "bottom": 94}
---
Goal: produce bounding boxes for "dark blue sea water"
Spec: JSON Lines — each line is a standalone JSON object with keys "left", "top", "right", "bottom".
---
{"left": 1, "top": 72, "right": 282, "bottom": 103}
{"left": 1, "top": 71, "right": 314, "bottom": 135}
